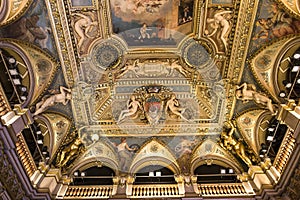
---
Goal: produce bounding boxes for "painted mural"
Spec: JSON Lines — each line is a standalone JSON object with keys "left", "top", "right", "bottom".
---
{"left": 110, "top": 0, "right": 194, "bottom": 46}
{"left": 0, "top": 1, "right": 56, "bottom": 55}
{"left": 250, "top": 0, "right": 300, "bottom": 53}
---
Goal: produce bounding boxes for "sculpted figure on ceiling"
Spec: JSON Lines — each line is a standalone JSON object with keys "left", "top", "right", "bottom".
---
{"left": 73, "top": 12, "right": 98, "bottom": 51}
{"left": 117, "top": 60, "right": 140, "bottom": 78}
{"left": 117, "top": 95, "right": 143, "bottom": 124}
{"left": 235, "top": 83, "right": 276, "bottom": 114}
{"left": 33, "top": 86, "right": 72, "bottom": 116}
{"left": 115, "top": 86, "right": 193, "bottom": 125}
{"left": 116, "top": 59, "right": 189, "bottom": 78}
{"left": 165, "top": 94, "right": 189, "bottom": 122}
{"left": 205, "top": 9, "right": 233, "bottom": 52}
{"left": 56, "top": 135, "right": 84, "bottom": 168}
{"left": 220, "top": 121, "right": 256, "bottom": 166}
{"left": 166, "top": 59, "right": 189, "bottom": 77}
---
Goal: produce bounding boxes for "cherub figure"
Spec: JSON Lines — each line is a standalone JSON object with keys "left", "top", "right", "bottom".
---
{"left": 117, "top": 95, "right": 143, "bottom": 123}
{"left": 165, "top": 94, "right": 189, "bottom": 121}
{"left": 117, "top": 60, "right": 139, "bottom": 78}
{"left": 166, "top": 59, "right": 188, "bottom": 77}
{"left": 235, "top": 83, "right": 275, "bottom": 114}
{"left": 34, "top": 86, "right": 72, "bottom": 116}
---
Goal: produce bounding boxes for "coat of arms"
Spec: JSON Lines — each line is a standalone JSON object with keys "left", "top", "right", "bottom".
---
{"left": 117, "top": 85, "right": 190, "bottom": 125}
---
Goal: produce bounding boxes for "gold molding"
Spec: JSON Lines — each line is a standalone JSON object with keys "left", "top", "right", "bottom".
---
{"left": 0, "top": 0, "right": 34, "bottom": 27}
{"left": 274, "top": 0, "right": 300, "bottom": 19}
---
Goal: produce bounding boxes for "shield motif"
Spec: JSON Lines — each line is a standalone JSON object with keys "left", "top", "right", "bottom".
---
{"left": 144, "top": 95, "right": 163, "bottom": 125}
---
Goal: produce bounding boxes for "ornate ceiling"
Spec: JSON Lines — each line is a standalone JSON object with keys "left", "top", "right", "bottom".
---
{"left": 0, "top": 0, "right": 300, "bottom": 199}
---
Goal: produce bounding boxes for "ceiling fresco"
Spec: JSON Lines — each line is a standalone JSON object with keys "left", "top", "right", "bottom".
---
{"left": 0, "top": 0, "right": 300, "bottom": 196}
{"left": 110, "top": 0, "right": 193, "bottom": 46}
{"left": 249, "top": 0, "right": 300, "bottom": 53}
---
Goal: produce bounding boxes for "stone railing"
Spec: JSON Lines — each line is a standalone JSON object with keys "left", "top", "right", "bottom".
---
{"left": 130, "top": 184, "right": 182, "bottom": 198}
{"left": 15, "top": 134, "right": 36, "bottom": 177}
{"left": 198, "top": 183, "right": 248, "bottom": 196}
{"left": 273, "top": 130, "right": 296, "bottom": 174}
{"left": 64, "top": 185, "right": 113, "bottom": 199}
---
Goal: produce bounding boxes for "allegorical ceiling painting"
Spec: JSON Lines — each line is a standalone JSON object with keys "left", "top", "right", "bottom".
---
{"left": 0, "top": 1, "right": 57, "bottom": 55}
{"left": 110, "top": 0, "right": 194, "bottom": 46}
{"left": 250, "top": 0, "right": 300, "bottom": 53}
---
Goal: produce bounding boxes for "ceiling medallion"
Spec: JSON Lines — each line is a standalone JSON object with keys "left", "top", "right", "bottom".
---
{"left": 91, "top": 40, "right": 125, "bottom": 70}
{"left": 182, "top": 39, "right": 213, "bottom": 70}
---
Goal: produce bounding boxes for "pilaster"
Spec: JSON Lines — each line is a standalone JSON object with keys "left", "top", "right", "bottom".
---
{"left": 260, "top": 158, "right": 281, "bottom": 185}
{"left": 1, "top": 105, "right": 33, "bottom": 141}
{"left": 248, "top": 165, "right": 273, "bottom": 191}
{"left": 175, "top": 174, "right": 186, "bottom": 195}
{"left": 277, "top": 100, "right": 300, "bottom": 143}
{"left": 125, "top": 175, "right": 135, "bottom": 196}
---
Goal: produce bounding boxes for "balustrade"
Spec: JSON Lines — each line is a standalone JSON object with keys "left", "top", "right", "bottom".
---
{"left": 15, "top": 134, "right": 36, "bottom": 177}
{"left": 64, "top": 186, "right": 113, "bottom": 199}
{"left": 274, "top": 131, "right": 296, "bottom": 174}
{"left": 198, "top": 183, "right": 248, "bottom": 196}
{"left": 130, "top": 184, "right": 182, "bottom": 198}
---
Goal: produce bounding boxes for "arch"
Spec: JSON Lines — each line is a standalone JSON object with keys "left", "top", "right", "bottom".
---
{"left": 249, "top": 36, "right": 297, "bottom": 103}
{"left": 69, "top": 157, "right": 118, "bottom": 177}
{"left": 0, "top": 39, "right": 58, "bottom": 107}
{"left": 254, "top": 111, "right": 275, "bottom": 154}
{"left": 0, "top": 0, "right": 9, "bottom": 24}
{"left": 71, "top": 165, "right": 116, "bottom": 186}
{"left": 36, "top": 113, "right": 72, "bottom": 159}
{"left": 68, "top": 141, "right": 119, "bottom": 176}
{"left": 0, "top": 40, "right": 35, "bottom": 108}
{"left": 129, "top": 139, "right": 181, "bottom": 175}
{"left": 236, "top": 109, "right": 270, "bottom": 156}
{"left": 273, "top": 36, "right": 300, "bottom": 99}
{"left": 0, "top": 0, "right": 33, "bottom": 26}
{"left": 190, "top": 139, "right": 243, "bottom": 174}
